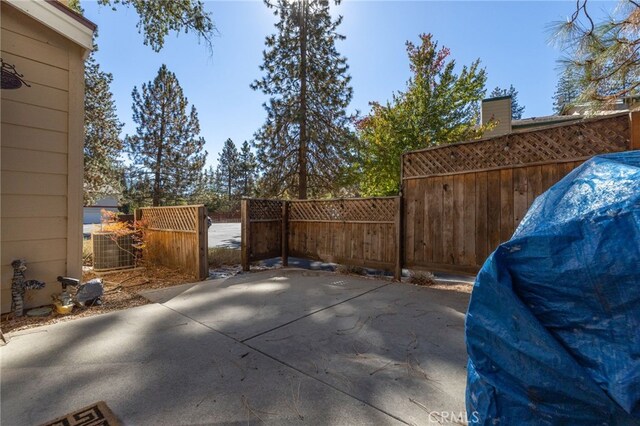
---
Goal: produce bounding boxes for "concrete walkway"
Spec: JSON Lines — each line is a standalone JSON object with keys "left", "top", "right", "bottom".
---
{"left": 1, "top": 269, "right": 470, "bottom": 425}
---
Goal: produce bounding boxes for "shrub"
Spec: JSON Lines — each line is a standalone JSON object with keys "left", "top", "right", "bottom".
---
{"left": 409, "top": 270, "right": 436, "bottom": 286}
{"left": 208, "top": 247, "right": 241, "bottom": 268}
{"left": 82, "top": 239, "right": 93, "bottom": 266}
{"left": 336, "top": 264, "right": 366, "bottom": 276}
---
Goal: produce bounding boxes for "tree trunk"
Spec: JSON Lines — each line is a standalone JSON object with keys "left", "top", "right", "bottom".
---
{"left": 153, "top": 135, "right": 164, "bottom": 206}
{"left": 298, "top": 0, "right": 308, "bottom": 200}
{"left": 152, "top": 103, "right": 166, "bottom": 206}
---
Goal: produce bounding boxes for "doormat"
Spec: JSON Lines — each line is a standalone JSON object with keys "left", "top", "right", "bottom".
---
{"left": 40, "top": 401, "right": 121, "bottom": 426}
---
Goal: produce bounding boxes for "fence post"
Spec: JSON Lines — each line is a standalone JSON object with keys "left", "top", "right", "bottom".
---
{"left": 394, "top": 196, "right": 403, "bottom": 281}
{"left": 241, "top": 199, "right": 250, "bottom": 271}
{"left": 134, "top": 208, "right": 142, "bottom": 226}
{"left": 282, "top": 201, "right": 289, "bottom": 267}
{"left": 197, "top": 206, "right": 208, "bottom": 280}
{"left": 631, "top": 111, "right": 640, "bottom": 150}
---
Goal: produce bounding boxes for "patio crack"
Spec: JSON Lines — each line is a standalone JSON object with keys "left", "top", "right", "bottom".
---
{"left": 240, "top": 281, "right": 390, "bottom": 343}
{"left": 159, "top": 282, "right": 411, "bottom": 425}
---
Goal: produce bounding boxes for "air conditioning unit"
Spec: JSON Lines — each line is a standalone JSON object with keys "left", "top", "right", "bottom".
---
{"left": 92, "top": 232, "right": 136, "bottom": 271}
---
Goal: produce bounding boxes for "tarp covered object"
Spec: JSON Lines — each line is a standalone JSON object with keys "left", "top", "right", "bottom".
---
{"left": 466, "top": 151, "right": 640, "bottom": 425}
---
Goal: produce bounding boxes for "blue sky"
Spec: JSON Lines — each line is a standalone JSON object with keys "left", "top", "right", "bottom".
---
{"left": 82, "top": 1, "right": 615, "bottom": 168}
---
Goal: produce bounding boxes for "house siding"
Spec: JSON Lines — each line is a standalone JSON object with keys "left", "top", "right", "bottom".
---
{"left": 1, "top": 2, "right": 85, "bottom": 313}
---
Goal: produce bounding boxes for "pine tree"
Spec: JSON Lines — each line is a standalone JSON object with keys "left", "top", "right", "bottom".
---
{"left": 251, "top": 0, "right": 355, "bottom": 199}
{"left": 552, "top": 0, "right": 639, "bottom": 107}
{"left": 552, "top": 68, "right": 583, "bottom": 114}
{"left": 69, "top": 0, "right": 215, "bottom": 52}
{"left": 84, "top": 52, "right": 124, "bottom": 205}
{"left": 127, "top": 65, "right": 207, "bottom": 206}
{"left": 189, "top": 165, "right": 221, "bottom": 211}
{"left": 489, "top": 85, "right": 525, "bottom": 120}
{"left": 68, "top": 1, "right": 124, "bottom": 206}
{"left": 237, "top": 141, "right": 257, "bottom": 197}
{"left": 215, "top": 139, "right": 240, "bottom": 201}
{"left": 96, "top": 0, "right": 215, "bottom": 51}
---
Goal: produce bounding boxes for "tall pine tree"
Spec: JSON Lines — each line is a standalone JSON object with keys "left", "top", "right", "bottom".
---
{"left": 215, "top": 138, "right": 240, "bottom": 201}
{"left": 84, "top": 51, "right": 124, "bottom": 205}
{"left": 127, "top": 65, "right": 207, "bottom": 206}
{"left": 251, "top": 0, "right": 355, "bottom": 199}
{"left": 489, "top": 85, "right": 525, "bottom": 120}
{"left": 237, "top": 141, "right": 257, "bottom": 197}
{"left": 68, "top": 1, "right": 124, "bottom": 206}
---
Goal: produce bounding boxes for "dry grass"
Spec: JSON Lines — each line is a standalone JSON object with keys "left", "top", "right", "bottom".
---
{"left": 208, "top": 247, "right": 241, "bottom": 268}
{"left": 408, "top": 271, "right": 436, "bottom": 286}
{"left": 1, "top": 264, "right": 195, "bottom": 335}
{"left": 429, "top": 282, "right": 473, "bottom": 293}
{"left": 82, "top": 238, "right": 93, "bottom": 266}
{"left": 336, "top": 264, "right": 366, "bottom": 276}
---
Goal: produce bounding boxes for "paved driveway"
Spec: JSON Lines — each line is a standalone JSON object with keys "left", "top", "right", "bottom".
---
{"left": 208, "top": 222, "right": 241, "bottom": 249}
{"left": 84, "top": 222, "right": 242, "bottom": 249}
{"left": 1, "top": 269, "right": 470, "bottom": 425}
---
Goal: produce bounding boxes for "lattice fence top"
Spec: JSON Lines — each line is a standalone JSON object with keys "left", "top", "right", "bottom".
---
{"left": 138, "top": 206, "right": 198, "bottom": 232}
{"left": 403, "top": 114, "right": 630, "bottom": 178}
{"left": 289, "top": 198, "right": 397, "bottom": 222}
{"left": 249, "top": 199, "right": 283, "bottom": 221}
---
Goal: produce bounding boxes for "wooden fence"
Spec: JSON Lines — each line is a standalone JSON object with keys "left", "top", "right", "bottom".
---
{"left": 135, "top": 205, "right": 208, "bottom": 280}
{"left": 402, "top": 113, "right": 636, "bottom": 273}
{"left": 241, "top": 199, "right": 284, "bottom": 266}
{"left": 289, "top": 198, "right": 401, "bottom": 277}
{"left": 241, "top": 112, "right": 639, "bottom": 277}
{"left": 242, "top": 197, "right": 402, "bottom": 279}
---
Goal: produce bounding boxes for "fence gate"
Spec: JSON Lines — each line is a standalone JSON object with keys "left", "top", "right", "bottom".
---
{"left": 135, "top": 205, "right": 208, "bottom": 280}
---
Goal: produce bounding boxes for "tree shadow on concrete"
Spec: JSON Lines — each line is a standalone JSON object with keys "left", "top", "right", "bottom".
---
{"left": 1, "top": 269, "right": 470, "bottom": 425}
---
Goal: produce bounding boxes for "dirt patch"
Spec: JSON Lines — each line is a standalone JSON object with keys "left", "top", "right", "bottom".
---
{"left": 428, "top": 281, "right": 473, "bottom": 294}
{"left": 208, "top": 247, "right": 241, "bottom": 269}
{"left": 1, "top": 265, "right": 196, "bottom": 335}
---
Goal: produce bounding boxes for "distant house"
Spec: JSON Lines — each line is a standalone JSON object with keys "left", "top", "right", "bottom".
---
{"left": 482, "top": 94, "right": 639, "bottom": 138}
{"left": 1, "top": 0, "right": 95, "bottom": 314}
{"left": 83, "top": 196, "right": 120, "bottom": 224}
{"left": 562, "top": 95, "right": 640, "bottom": 116}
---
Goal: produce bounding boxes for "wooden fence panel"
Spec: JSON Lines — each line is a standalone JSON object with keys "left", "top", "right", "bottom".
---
{"left": 136, "top": 205, "right": 208, "bottom": 280}
{"left": 403, "top": 161, "right": 587, "bottom": 273}
{"left": 240, "top": 114, "right": 633, "bottom": 277}
{"left": 241, "top": 199, "right": 283, "bottom": 270}
{"left": 402, "top": 113, "right": 632, "bottom": 274}
{"left": 288, "top": 197, "right": 401, "bottom": 277}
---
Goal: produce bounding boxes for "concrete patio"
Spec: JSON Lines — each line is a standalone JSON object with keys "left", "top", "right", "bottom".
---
{"left": 1, "top": 269, "right": 470, "bottom": 425}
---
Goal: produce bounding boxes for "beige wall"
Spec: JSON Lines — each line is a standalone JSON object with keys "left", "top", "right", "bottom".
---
{"left": 1, "top": 2, "right": 85, "bottom": 313}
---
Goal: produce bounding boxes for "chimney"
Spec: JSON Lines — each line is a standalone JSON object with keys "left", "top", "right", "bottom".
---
{"left": 482, "top": 96, "right": 512, "bottom": 137}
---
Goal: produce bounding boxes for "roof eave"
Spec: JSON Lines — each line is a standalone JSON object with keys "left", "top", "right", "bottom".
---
{"left": 5, "top": 0, "right": 96, "bottom": 51}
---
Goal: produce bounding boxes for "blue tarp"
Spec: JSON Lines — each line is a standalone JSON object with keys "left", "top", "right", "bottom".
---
{"left": 466, "top": 151, "right": 640, "bottom": 425}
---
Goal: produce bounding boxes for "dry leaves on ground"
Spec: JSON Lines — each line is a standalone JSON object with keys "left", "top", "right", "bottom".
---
{"left": 1, "top": 265, "right": 196, "bottom": 334}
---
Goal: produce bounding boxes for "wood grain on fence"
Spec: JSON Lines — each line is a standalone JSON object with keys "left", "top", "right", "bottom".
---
{"left": 241, "top": 113, "right": 634, "bottom": 277}
{"left": 288, "top": 197, "right": 401, "bottom": 277}
{"left": 242, "top": 197, "right": 402, "bottom": 279}
{"left": 241, "top": 199, "right": 283, "bottom": 270}
{"left": 402, "top": 113, "right": 632, "bottom": 273}
{"left": 403, "top": 162, "right": 585, "bottom": 273}
{"left": 136, "top": 205, "right": 208, "bottom": 280}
